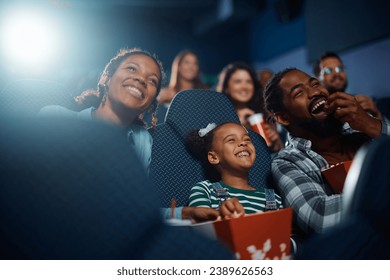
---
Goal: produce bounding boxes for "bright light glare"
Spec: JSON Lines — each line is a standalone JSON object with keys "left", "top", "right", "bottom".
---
{"left": 1, "top": 10, "right": 59, "bottom": 71}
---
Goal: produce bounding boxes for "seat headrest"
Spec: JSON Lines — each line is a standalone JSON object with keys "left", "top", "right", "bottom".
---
{"left": 165, "top": 89, "right": 240, "bottom": 137}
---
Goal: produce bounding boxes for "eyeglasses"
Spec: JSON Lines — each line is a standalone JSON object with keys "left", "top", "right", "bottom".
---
{"left": 321, "top": 66, "right": 345, "bottom": 75}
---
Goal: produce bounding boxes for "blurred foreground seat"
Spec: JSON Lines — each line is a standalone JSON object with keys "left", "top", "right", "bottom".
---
{"left": 375, "top": 96, "right": 390, "bottom": 120}
{"left": 0, "top": 116, "right": 232, "bottom": 259}
{"left": 0, "top": 79, "right": 75, "bottom": 118}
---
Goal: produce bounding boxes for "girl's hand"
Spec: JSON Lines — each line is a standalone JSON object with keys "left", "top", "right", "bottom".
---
{"left": 219, "top": 198, "right": 245, "bottom": 219}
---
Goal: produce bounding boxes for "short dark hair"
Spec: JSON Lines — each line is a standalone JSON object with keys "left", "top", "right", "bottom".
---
{"left": 263, "top": 67, "right": 296, "bottom": 120}
{"left": 313, "top": 51, "right": 343, "bottom": 77}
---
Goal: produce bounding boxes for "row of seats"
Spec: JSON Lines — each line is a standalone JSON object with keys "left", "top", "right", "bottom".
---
{"left": 0, "top": 79, "right": 273, "bottom": 207}
{"left": 1, "top": 79, "right": 389, "bottom": 119}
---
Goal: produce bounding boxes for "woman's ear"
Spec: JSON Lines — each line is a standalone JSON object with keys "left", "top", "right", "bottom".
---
{"left": 106, "top": 77, "right": 112, "bottom": 88}
{"left": 274, "top": 111, "right": 290, "bottom": 126}
{"left": 208, "top": 151, "right": 219, "bottom": 165}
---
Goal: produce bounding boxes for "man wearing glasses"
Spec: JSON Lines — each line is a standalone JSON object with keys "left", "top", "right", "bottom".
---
{"left": 313, "top": 52, "right": 383, "bottom": 120}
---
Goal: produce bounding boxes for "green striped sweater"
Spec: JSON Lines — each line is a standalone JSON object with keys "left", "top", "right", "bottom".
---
{"left": 188, "top": 180, "right": 283, "bottom": 214}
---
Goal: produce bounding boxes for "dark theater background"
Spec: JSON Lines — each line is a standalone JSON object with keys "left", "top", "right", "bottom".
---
{"left": 1, "top": 0, "right": 389, "bottom": 98}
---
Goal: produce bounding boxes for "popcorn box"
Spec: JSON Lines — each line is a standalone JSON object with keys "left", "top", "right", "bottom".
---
{"left": 190, "top": 208, "right": 293, "bottom": 260}
{"left": 321, "top": 161, "right": 353, "bottom": 194}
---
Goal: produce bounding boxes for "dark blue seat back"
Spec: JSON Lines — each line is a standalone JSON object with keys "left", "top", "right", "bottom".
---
{"left": 0, "top": 79, "right": 74, "bottom": 118}
{"left": 344, "top": 136, "right": 390, "bottom": 226}
{"left": 375, "top": 97, "right": 390, "bottom": 120}
{"left": 150, "top": 89, "right": 272, "bottom": 207}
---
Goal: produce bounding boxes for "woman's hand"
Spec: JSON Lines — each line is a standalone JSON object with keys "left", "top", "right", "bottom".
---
{"left": 182, "top": 207, "right": 219, "bottom": 223}
{"left": 237, "top": 108, "right": 255, "bottom": 127}
{"left": 263, "top": 123, "right": 284, "bottom": 152}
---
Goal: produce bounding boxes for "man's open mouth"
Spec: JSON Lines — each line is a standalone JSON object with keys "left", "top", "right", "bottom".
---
{"left": 309, "top": 96, "right": 327, "bottom": 115}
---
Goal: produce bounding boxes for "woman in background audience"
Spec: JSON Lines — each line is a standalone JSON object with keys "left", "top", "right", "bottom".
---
{"left": 220, "top": 62, "right": 284, "bottom": 152}
{"left": 148, "top": 50, "right": 207, "bottom": 125}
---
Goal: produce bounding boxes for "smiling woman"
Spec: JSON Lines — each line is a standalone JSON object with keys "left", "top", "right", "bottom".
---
{"left": 95, "top": 48, "right": 164, "bottom": 128}
{"left": 39, "top": 48, "right": 165, "bottom": 173}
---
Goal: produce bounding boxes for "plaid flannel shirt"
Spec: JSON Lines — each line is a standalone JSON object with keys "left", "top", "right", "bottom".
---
{"left": 272, "top": 117, "right": 390, "bottom": 235}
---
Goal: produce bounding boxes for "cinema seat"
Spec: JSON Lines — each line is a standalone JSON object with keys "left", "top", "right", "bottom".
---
{"left": 149, "top": 89, "right": 273, "bottom": 208}
{"left": 0, "top": 79, "right": 74, "bottom": 118}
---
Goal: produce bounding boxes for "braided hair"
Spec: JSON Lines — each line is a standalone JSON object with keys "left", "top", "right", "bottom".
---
{"left": 263, "top": 67, "right": 296, "bottom": 123}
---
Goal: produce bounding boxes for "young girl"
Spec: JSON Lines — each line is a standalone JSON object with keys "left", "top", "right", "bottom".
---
{"left": 186, "top": 122, "right": 283, "bottom": 218}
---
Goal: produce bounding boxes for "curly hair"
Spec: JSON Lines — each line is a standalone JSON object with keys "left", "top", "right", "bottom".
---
{"left": 185, "top": 123, "right": 228, "bottom": 182}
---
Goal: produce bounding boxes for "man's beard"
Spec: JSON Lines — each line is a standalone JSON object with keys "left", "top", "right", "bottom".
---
{"left": 296, "top": 114, "right": 343, "bottom": 137}
{"left": 327, "top": 79, "right": 348, "bottom": 94}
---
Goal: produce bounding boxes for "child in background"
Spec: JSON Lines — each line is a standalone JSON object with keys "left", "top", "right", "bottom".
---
{"left": 186, "top": 122, "right": 283, "bottom": 218}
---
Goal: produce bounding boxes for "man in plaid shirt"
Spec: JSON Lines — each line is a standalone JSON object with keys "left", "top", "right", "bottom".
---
{"left": 263, "top": 68, "right": 390, "bottom": 241}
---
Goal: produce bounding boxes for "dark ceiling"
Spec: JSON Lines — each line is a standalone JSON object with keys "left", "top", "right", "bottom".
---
{"left": 63, "top": 0, "right": 267, "bottom": 35}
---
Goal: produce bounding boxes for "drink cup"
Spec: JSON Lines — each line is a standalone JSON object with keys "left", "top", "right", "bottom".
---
{"left": 247, "top": 113, "right": 271, "bottom": 146}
